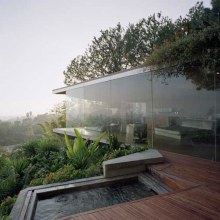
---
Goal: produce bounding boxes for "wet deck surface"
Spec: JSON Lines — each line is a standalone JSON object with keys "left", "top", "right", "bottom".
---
{"left": 59, "top": 151, "right": 220, "bottom": 220}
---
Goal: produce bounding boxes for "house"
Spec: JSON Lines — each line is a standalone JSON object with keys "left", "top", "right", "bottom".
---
{"left": 53, "top": 66, "right": 220, "bottom": 161}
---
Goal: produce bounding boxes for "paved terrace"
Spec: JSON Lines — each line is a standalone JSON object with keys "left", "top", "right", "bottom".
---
{"left": 59, "top": 151, "right": 220, "bottom": 220}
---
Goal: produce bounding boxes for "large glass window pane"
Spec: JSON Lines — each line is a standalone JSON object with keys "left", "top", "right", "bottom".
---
{"left": 84, "top": 81, "right": 111, "bottom": 132}
{"left": 152, "top": 73, "right": 216, "bottom": 160}
{"left": 110, "top": 73, "right": 152, "bottom": 146}
{"left": 66, "top": 87, "right": 84, "bottom": 127}
{"left": 215, "top": 71, "right": 220, "bottom": 161}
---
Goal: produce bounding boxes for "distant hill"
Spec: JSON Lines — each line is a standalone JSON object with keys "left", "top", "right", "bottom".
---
{"left": 0, "top": 116, "right": 24, "bottom": 121}
{"left": 0, "top": 113, "right": 57, "bottom": 146}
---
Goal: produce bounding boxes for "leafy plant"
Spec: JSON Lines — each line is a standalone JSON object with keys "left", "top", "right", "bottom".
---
{"left": 0, "top": 156, "right": 17, "bottom": 200}
{"left": 21, "top": 140, "right": 39, "bottom": 157}
{"left": 39, "top": 101, "right": 66, "bottom": 135}
{"left": 42, "top": 166, "right": 84, "bottom": 184}
{"left": 103, "top": 145, "right": 148, "bottom": 161}
{"left": 13, "top": 135, "right": 67, "bottom": 186}
{"left": 11, "top": 157, "right": 29, "bottom": 177}
{"left": 38, "top": 119, "right": 61, "bottom": 135}
{"left": 37, "top": 136, "right": 61, "bottom": 154}
{"left": 28, "top": 177, "right": 44, "bottom": 186}
{"left": 30, "top": 163, "right": 102, "bottom": 185}
{"left": 64, "top": 129, "right": 106, "bottom": 169}
{"left": 108, "top": 133, "right": 122, "bottom": 150}
{"left": 0, "top": 196, "right": 17, "bottom": 219}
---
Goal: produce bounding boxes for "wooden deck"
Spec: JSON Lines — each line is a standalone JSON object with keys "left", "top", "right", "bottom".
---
{"left": 59, "top": 151, "right": 220, "bottom": 220}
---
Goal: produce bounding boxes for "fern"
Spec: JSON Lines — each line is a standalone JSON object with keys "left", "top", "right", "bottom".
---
{"left": 64, "top": 129, "right": 106, "bottom": 169}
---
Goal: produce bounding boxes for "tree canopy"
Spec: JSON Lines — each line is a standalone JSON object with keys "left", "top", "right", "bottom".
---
{"left": 63, "top": 0, "right": 220, "bottom": 88}
{"left": 146, "top": 1, "right": 220, "bottom": 90}
{"left": 63, "top": 13, "right": 176, "bottom": 85}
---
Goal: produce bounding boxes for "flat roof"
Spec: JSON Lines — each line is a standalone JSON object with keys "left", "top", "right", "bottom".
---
{"left": 53, "top": 66, "right": 152, "bottom": 94}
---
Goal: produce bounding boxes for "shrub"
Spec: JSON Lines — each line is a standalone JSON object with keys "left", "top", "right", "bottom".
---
{"left": 11, "top": 157, "right": 29, "bottom": 177}
{"left": 84, "top": 163, "right": 102, "bottom": 177}
{"left": 21, "top": 135, "right": 68, "bottom": 185}
{"left": 64, "top": 129, "right": 106, "bottom": 169}
{"left": 37, "top": 135, "right": 63, "bottom": 154}
{"left": 28, "top": 178, "right": 44, "bottom": 186}
{"left": 0, "top": 156, "right": 16, "bottom": 201}
{"left": 42, "top": 166, "right": 84, "bottom": 184}
{"left": 108, "top": 133, "right": 122, "bottom": 150}
{"left": 21, "top": 135, "right": 65, "bottom": 157}
{"left": 0, "top": 196, "right": 17, "bottom": 218}
{"left": 32, "top": 163, "right": 102, "bottom": 186}
{"left": 0, "top": 130, "right": 148, "bottom": 217}
{"left": 21, "top": 140, "right": 39, "bottom": 157}
{"left": 103, "top": 145, "right": 148, "bottom": 161}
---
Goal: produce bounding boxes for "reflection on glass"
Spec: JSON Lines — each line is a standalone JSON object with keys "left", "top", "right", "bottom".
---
{"left": 66, "top": 88, "right": 84, "bottom": 127}
{"left": 153, "top": 74, "right": 216, "bottom": 160}
{"left": 215, "top": 71, "right": 220, "bottom": 161}
{"left": 110, "top": 73, "right": 152, "bottom": 145}
{"left": 64, "top": 69, "right": 220, "bottom": 161}
{"left": 84, "top": 81, "right": 111, "bottom": 131}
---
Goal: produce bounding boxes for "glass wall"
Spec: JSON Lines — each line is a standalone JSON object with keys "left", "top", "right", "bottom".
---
{"left": 84, "top": 81, "right": 111, "bottom": 130}
{"left": 215, "top": 71, "right": 220, "bottom": 161}
{"left": 152, "top": 74, "right": 216, "bottom": 160}
{"left": 65, "top": 69, "right": 220, "bottom": 161}
{"left": 66, "top": 87, "right": 84, "bottom": 127}
{"left": 110, "top": 73, "right": 152, "bottom": 144}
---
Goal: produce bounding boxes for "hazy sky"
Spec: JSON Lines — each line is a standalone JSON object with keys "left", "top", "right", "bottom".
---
{"left": 0, "top": 0, "right": 211, "bottom": 117}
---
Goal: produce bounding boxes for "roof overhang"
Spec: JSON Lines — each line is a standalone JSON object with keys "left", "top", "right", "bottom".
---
{"left": 52, "top": 66, "right": 152, "bottom": 95}
{"left": 52, "top": 87, "right": 68, "bottom": 94}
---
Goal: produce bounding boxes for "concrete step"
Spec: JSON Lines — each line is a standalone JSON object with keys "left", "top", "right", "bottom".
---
{"left": 103, "top": 149, "right": 165, "bottom": 178}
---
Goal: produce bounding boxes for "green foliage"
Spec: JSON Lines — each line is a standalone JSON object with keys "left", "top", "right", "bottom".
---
{"left": 3, "top": 2, "right": 220, "bottom": 216}
{"left": 37, "top": 136, "right": 61, "bottom": 153}
{"left": 103, "top": 145, "right": 148, "bottom": 161}
{"left": 22, "top": 136, "right": 67, "bottom": 184}
{"left": 64, "top": 129, "right": 106, "bottom": 169}
{"left": 0, "top": 215, "right": 9, "bottom": 220}
{"left": 38, "top": 121, "right": 55, "bottom": 135}
{"left": 0, "top": 136, "right": 66, "bottom": 202}
{"left": 63, "top": 13, "right": 176, "bottom": 85}
{"left": 20, "top": 140, "right": 39, "bottom": 157}
{"left": 84, "top": 163, "right": 102, "bottom": 178}
{"left": 42, "top": 166, "right": 84, "bottom": 184}
{"left": 63, "top": 0, "right": 220, "bottom": 92}
{"left": 28, "top": 177, "right": 44, "bottom": 187}
{"left": 0, "top": 129, "right": 147, "bottom": 216}
{"left": 39, "top": 101, "right": 66, "bottom": 135}
{"left": 212, "top": 0, "right": 220, "bottom": 14}
{"left": 108, "top": 133, "right": 122, "bottom": 150}
{"left": 147, "top": 24, "right": 220, "bottom": 90}
{"left": 146, "top": 1, "right": 220, "bottom": 90}
{"left": 22, "top": 135, "right": 64, "bottom": 156}
{"left": 0, "top": 154, "right": 26, "bottom": 215}
{"left": 0, "top": 196, "right": 16, "bottom": 219}
{"left": 34, "top": 164, "right": 102, "bottom": 185}
{"left": 0, "top": 112, "right": 60, "bottom": 147}
{"left": 0, "top": 155, "right": 17, "bottom": 201}
{"left": 11, "top": 157, "right": 29, "bottom": 190}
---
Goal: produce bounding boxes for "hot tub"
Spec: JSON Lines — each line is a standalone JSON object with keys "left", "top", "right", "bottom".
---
{"left": 11, "top": 173, "right": 170, "bottom": 220}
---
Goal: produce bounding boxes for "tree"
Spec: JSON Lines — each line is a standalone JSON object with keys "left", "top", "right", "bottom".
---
{"left": 64, "top": 24, "right": 125, "bottom": 85}
{"left": 39, "top": 101, "right": 66, "bottom": 135}
{"left": 64, "top": 54, "right": 91, "bottom": 85}
{"left": 212, "top": 0, "right": 220, "bottom": 15}
{"left": 123, "top": 14, "right": 175, "bottom": 67}
{"left": 64, "top": 0, "right": 220, "bottom": 87}
{"left": 146, "top": 1, "right": 220, "bottom": 90}
{"left": 63, "top": 14, "right": 176, "bottom": 85}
